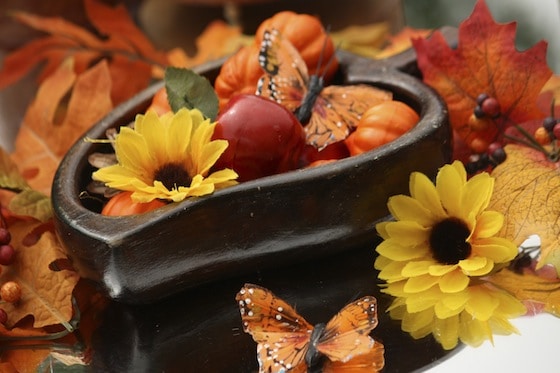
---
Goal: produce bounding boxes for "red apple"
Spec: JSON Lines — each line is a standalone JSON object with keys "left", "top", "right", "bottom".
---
{"left": 212, "top": 94, "right": 306, "bottom": 181}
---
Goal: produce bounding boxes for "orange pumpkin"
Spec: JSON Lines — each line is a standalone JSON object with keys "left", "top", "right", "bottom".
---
{"left": 214, "top": 11, "right": 338, "bottom": 112}
{"left": 214, "top": 44, "right": 263, "bottom": 112}
{"left": 345, "top": 101, "right": 419, "bottom": 156}
{"left": 101, "top": 191, "right": 167, "bottom": 216}
{"left": 146, "top": 86, "right": 172, "bottom": 115}
{"left": 254, "top": 11, "right": 338, "bottom": 80}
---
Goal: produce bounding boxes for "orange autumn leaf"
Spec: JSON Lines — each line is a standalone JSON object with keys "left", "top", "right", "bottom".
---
{"left": 10, "top": 58, "right": 112, "bottom": 195}
{"left": 489, "top": 144, "right": 560, "bottom": 272}
{"left": 0, "top": 219, "right": 80, "bottom": 329}
{"left": 0, "top": 349, "right": 52, "bottom": 373}
{"left": 412, "top": 0, "right": 552, "bottom": 155}
{"left": 0, "top": 0, "right": 166, "bottom": 106}
{"left": 488, "top": 268, "right": 560, "bottom": 317}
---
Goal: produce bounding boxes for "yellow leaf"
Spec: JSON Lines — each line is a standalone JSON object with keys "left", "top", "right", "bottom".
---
{"left": 488, "top": 268, "right": 560, "bottom": 317}
{"left": 331, "top": 22, "right": 390, "bottom": 58}
{"left": 489, "top": 144, "right": 560, "bottom": 272}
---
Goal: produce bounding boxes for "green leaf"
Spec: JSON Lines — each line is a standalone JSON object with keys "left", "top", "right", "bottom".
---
{"left": 9, "top": 189, "right": 53, "bottom": 222}
{"left": 164, "top": 67, "right": 219, "bottom": 120}
{"left": 0, "top": 147, "right": 30, "bottom": 192}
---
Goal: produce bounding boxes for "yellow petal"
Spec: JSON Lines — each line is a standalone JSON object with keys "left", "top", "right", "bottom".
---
{"left": 384, "top": 220, "right": 430, "bottom": 246}
{"left": 436, "top": 161, "right": 465, "bottom": 217}
{"left": 459, "top": 315, "right": 493, "bottom": 347}
{"left": 115, "top": 127, "right": 155, "bottom": 178}
{"left": 388, "top": 195, "right": 436, "bottom": 227}
{"left": 434, "top": 300, "right": 464, "bottom": 319}
{"left": 409, "top": 172, "right": 447, "bottom": 219}
{"left": 404, "top": 274, "right": 440, "bottom": 293}
{"left": 197, "top": 140, "right": 229, "bottom": 176}
{"left": 375, "top": 221, "right": 390, "bottom": 239}
{"left": 433, "top": 315, "right": 460, "bottom": 350}
{"left": 376, "top": 239, "right": 428, "bottom": 261}
{"left": 461, "top": 172, "right": 494, "bottom": 220}
{"left": 458, "top": 256, "right": 488, "bottom": 272}
{"left": 428, "top": 263, "right": 458, "bottom": 276}
{"left": 439, "top": 269, "right": 469, "bottom": 293}
{"left": 474, "top": 210, "right": 504, "bottom": 238}
{"left": 405, "top": 286, "right": 441, "bottom": 312}
{"left": 465, "top": 285, "right": 499, "bottom": 321}
{"left": 378, "top": 260, "right": 407, "bottom": 281}
{"left": 472, "top": 236, "right": 518, "bottom": 263}
{"left": 402, "top": 307, "right": 435, "bottom": 333}
{"left": 401, "top": 260, "right": 433, "bottom": 277}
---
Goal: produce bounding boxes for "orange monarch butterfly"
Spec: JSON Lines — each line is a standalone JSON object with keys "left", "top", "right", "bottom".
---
{"left": 256, "top": 28, "right": 392, "bottom": 151}
{"left": 235, "top": 283, "right": 385, "bottom": 372}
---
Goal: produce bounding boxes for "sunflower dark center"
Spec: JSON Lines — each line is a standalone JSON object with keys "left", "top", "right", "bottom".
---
{"left": 429, "top": 217, "right": 472, "bottom": 265}
{"left": 153, "top": 163, "right": 191, "bottom": 190}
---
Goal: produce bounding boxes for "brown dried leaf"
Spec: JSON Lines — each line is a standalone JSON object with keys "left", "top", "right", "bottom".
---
{"left": 0, "top": 219, "right": 80, "bottom": 329}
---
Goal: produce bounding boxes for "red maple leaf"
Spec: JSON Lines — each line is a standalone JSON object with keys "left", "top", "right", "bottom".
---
{"left": 412, "top": 0, "right": 552, "bottom": 159}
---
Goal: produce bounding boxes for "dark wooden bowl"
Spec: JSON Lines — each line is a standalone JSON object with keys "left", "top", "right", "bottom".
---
{"left": 51, "top": 49, "right": 451, "bottom": 303}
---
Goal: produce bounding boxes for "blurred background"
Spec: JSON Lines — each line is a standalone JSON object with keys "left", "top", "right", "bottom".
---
{"left": 1, "top": 0, "right": 559, "bottom": 151}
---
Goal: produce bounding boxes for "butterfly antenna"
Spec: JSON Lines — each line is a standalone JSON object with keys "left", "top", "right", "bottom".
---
{"left": 314, "top": 25, "right": 333, "bottom": 78}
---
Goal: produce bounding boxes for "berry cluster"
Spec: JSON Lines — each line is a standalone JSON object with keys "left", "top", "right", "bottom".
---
{"left": 534, "top": 115, "right": 560, "bottom": 146}
{"left": 465, "top": 93, "right": 507, "bottom": 174}
{"left": 0, "top": 206, "right": 22, "bottom": 325}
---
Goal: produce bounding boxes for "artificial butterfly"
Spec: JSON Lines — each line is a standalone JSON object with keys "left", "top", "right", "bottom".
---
{"left": 236, "top": 283, "right": 385, "bottom": 373}
{"left": 256, "top": 28, "right": 392, "bottom": 150}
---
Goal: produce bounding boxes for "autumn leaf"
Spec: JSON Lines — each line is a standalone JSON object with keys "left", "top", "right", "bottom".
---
{"left": 412, "top": 0, "right": 552, "bottom": 156}
{"left": 489, "top": 144, "right": 560, "bottom": 272}
{"left": 331, "top": 22, "right": 390, "bottom": 58}
{"left": 375, "top": 26, "right": 431, "bottom": 59}
{"left": 10, "top": 57, "right": 112, "bottom": 195}
{"left": 0, "top": 0, "right": 166, "bottom": 106}
{"left": 488, "top": 268, "right": 560, "bottom": 317}
{"left": 0, "top": 149, "right": 28, "bottom": 193}
{"left": 0, "top": 218, "right": 80, "bottom": 329}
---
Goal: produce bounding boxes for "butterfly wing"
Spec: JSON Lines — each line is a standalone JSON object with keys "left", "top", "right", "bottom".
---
{"left": 322, "top": 341, "right": 385, "bottom": 373}
{"left": 316, "top": 296, "right": 380, "bottom": 363}
{"left": 305, "top": 85, "right": 393, "bottom": 150}
{"left": 256, "top": 28, "right": 308, "bottom": 112}
{"left": 236, "top": 283, "right": 313, "bottom": 372}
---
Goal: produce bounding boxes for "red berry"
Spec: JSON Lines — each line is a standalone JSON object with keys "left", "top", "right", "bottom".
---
{"left": 0, "top": 245, "right": 15, "bottom": 266}
{"left": 553, "top": 123, "right": 560, "bottom": 140}
{"left": 476, "top": 93, "right": 489, "bottom": 105}
{"left": 487, "top": 142, "right": 502, "bottom": 155}
{"left": 0, "top": 228, "right": 10, "bottom": 245}
{"left": 0, "top": 309, "right": 7, "bottom": 325}
{"left": 543, "top": 116, "right": 557, "bottom": 133}
{"left": 481, "top": 97, "right": 501, "bottom": 118}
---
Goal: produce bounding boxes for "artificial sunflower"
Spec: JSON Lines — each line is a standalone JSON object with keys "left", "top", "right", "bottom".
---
{"left": 93, "top": 108, "right": 238, "bottom": 203}
{"left": 374, "top": 161, "right": 526, "bottom": 349}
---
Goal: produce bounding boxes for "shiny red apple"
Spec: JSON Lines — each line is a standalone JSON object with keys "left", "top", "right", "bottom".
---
{"left": 212, "top": 94, "right": 306, "bottom": 181}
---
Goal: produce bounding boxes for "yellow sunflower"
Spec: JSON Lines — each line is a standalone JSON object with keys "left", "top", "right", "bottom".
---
{"left": 375, "top": 161, "right": 525, "bottom": 349}
{"left": 93, "top": 108, "right": 238, "bottom": 203}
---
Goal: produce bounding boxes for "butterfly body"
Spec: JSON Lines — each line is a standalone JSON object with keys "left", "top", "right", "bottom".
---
{"left": 236, "top": 283, "right": 384, "bottom": 372}
{"left": 256, "top": 28, "right": 392, "bottom": 150}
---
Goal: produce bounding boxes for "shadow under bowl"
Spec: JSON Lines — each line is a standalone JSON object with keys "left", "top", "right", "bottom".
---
{"left": 52, "top": 51, "right": 451, "bottom": 303}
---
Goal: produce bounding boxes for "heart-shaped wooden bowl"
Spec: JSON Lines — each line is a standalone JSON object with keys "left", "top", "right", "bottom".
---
{"left": 52, "top": 48, "right": 451, "bottom": 303}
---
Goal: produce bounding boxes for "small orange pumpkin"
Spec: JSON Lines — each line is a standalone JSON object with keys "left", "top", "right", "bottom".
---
{"left": 345, "top": 101, "right": 419, "bottom": 156}
{"left": 146, "top": 86, "right": 172, "bottom": 115}
{"left": 214, "top": 11, "right": 338, "bottom": 112}
{"left": 101, "top": 191, "right": 167, "bottom": 216}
